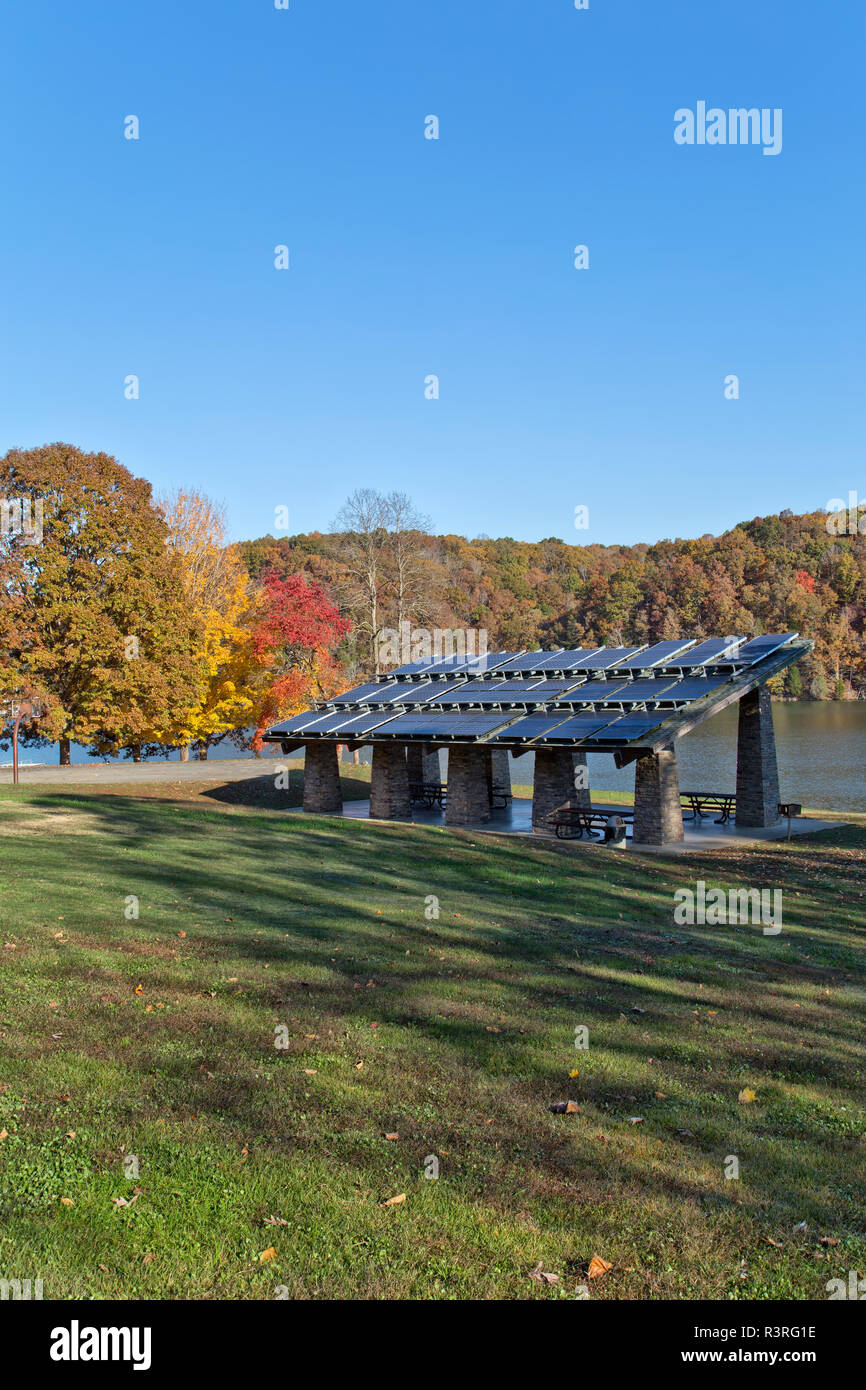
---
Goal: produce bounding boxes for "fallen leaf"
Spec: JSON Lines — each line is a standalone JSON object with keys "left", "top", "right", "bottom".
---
{"left": 550, "top": 1100, "right": 582, "bottom": 1115}
{"left": 529, "top": 1262, "right": 560, "bottom": 1286}
{"left": 384, "top": 1132, "right": 399, "bottom": 1141}
{"left": 0, "top": 1129, "right": 8, "bottom": 1141}
{"left": 380, "top": 1193, "right": 406, "bottom": 1207}
{"left": 588, "top": 1254, "right": 613, "bottom": 1280}
{"left": 738, "top": 1087, "right": 757, "bottom": 1104}
{"left": 259, "top": 1247, "right": 278, "bottom": 1262}
{"left": 569, "top": 1068, "right": 580, "bottom": 1078}
{"left": 627, "top": 1116, "right": 644, "bottom": 1124}
{"left": 60, "top": 1196, "right": 75, "bottom": 1206}
{"left": 263, "top": 1215, "right": 289, "bottom": 1227}
{"left": 819, "top": 1236, "right": 839, "bottom": 1246}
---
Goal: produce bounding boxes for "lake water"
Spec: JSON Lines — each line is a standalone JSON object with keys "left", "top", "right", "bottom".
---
{"left": 13, "top": 703, "right": 866, "bottom": 813}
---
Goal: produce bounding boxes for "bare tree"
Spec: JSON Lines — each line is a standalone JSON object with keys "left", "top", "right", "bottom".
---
{"left": 385, "top": 490, "right": 432, "bottom": 633}
{"left": 331, "top": 489, "right": 392, "bottom": 673}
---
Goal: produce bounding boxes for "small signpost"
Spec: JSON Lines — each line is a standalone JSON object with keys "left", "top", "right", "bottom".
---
{"left": 3, "top": 696, "right": 44, "bottom": 785}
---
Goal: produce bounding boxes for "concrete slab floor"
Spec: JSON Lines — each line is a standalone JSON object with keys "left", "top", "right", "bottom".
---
{"left": 292, "top": 798, "right": 844, "bottom": 854}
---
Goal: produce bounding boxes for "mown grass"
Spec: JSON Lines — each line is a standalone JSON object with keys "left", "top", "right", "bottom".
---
{"left": 0, "top": 785, "right": 863, "bottom": 1300}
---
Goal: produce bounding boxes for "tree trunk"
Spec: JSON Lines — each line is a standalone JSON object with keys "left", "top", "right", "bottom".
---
{"left": 131, "top": 744, "right": 142, "bottom": 763}
{"left": 59, "top": 738, "right": 71, "bottom": 766}
{"left": 353, "top": 749, "right": 360, "bottom": 765}
{"left": 198, "top": 747, "right": 208, "bottom": 761}
{"left": 179, "top": 745, "right": 190, "bottom": 763}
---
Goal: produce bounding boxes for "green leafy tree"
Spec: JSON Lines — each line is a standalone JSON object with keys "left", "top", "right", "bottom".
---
{"left": 0, "top": 443, "right": 201, "bottom": 762}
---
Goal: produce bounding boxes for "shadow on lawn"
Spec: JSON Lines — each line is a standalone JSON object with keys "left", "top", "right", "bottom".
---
{"left": 6, "top": 789, "right": 866, "bottom": 1236}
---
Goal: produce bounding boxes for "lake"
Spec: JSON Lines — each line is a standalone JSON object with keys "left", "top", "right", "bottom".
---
{"left": 11, "top": 702, "right": 866, "bottom": 814}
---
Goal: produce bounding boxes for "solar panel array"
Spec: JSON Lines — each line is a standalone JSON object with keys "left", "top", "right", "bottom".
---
{"left": 268, "top": 634, "right": 802, "bottom": 751}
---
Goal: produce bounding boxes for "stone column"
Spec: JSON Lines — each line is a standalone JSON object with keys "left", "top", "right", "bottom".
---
{"left": 422, "top": 747, "right": 442, "bottom": 784}
{"left": 370, "top": 743, "right": 412, "bottom": 820}
{"left": 633, "top": 745, "right": 684, "bottom": 846}
{"left": 445, "top": 745, "right": 491, "bottom": 825}
{"left": 302, "top": 742, "right": 342, "bottom": 814}
{"left": 490, "top": 748, "right": 512, "bottom": 802}
{"left": 735, "top": 686, "right": 781, "bottom": 827}
{"left": 572, "top": 751, "right": 591, "bottom": 809}
{"left": 405, "top": 745, "right": 424, "bottom": 784}
{"left": 532, "top": 748, "right": 577, "bottom": 832}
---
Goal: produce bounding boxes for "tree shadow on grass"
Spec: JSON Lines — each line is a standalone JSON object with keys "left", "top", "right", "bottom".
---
{"left": 3, "top": 790, "right": 865, "bottom": 1238}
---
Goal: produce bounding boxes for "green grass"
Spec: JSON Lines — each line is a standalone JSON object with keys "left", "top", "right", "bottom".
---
{"left": 0, "top": 784, "right": 864, "bottom": 1300}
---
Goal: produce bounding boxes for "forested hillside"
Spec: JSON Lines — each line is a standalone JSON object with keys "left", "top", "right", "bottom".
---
{"left": 238, "top": 505, "right": 865, "bottom": 699}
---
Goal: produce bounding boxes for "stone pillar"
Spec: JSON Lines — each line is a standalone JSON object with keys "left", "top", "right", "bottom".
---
{"left": 490, "top": 748, "right": 512, "bottom": 802}
{"left": 302, "top": 742, "right": 342, "bottom": 814}
{"left": 405, "top": 745, "right": 424, "bottom": 784}
{"left": 422, "top": 747, "right": 442, "bottom": 784}
{"left": 532, "top": 748, "right": 577, "bottom": 832}
{"left": 445, "top": 745, "right": 491, "bottom": 826}
{"left": 370, "top": 743, "right": 412, "bottom": 820}
{"left": 735, "top": 686, "right": 781, "bottom": 827}
{"left": 572, "top": 751, "right": 591, "bottom": 809}
{"left": 633, "top": 745, "right": 684, "bottom": 846}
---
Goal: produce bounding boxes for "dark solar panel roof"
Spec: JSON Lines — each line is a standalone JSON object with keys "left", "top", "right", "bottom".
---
{"left": 265, "top": 633, "right": 807, "bottom": 751}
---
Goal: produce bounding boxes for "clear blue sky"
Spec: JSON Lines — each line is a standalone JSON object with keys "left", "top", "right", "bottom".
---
{"left": 2, "top": 0, "right": 863, "bottom": 547}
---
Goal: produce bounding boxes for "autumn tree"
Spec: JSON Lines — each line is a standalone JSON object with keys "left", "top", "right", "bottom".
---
{"left": 0, "top": 443, "right": 200, "bottom": 762}
{"left": 157, "top": 489, "right": 259, "bottom": 759}
{"left": 249, "top": 573, "right": 349, "bottom": 748}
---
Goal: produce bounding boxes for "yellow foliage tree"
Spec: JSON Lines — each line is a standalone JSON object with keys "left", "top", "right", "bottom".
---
{"left": 154, "top": 490, "right": 261, "bottom": 758}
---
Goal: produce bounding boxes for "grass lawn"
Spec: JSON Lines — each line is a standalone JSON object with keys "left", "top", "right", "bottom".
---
{"left": 0, "top": 782, "right": 864, "bottom": 1300}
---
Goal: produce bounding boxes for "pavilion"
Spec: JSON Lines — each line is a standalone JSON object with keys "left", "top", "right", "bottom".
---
{"left": 263, "top": 634, "right": 812, "bottom": 847}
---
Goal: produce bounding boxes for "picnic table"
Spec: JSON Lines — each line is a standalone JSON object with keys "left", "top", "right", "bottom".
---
{"left": 545, "top": 807, "right": 634, "bottom": 841}
{"left": 409, "top": 780, "right": 446, "bottom": 809}
{"left": 680, "top": 791, "right": 736, "bottom": 824}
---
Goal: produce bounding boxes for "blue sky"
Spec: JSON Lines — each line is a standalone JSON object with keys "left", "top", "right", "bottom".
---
{"left": 2, "top": 0, "right": 863, "bottom": 547}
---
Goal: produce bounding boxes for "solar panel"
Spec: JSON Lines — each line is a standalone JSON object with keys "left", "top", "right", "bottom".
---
{"left": 427, "top": 679, "right": 546, "bottom": 706}
{"left": 582, "top": 713, "right": 667, "bottom": 744}
{"left": 652, "top": 676, "right": 730, "bottom": 704}
{"left": 301, "top": 709, "right": 401, "bottom": 736}
{"left": 660, "top": 636, "right": 744, "bottom": 671}
{"left": 420, "top": 651, "right": 520, "bottom": 676}
{"left": 377, "top": 658, "right": 438, "bottom": 680}
{"left": 372, "top": 711, "right": 520, "bottom": 740}
{"left": 551, "top": 680, "right": 631, "bottom": 704}
{"left": 487, "top": 712, "right": 575, "bottom": 742}
{"left": 566, "top": 646, "right": 647, "bottom": 671}
{"left": 531, "top": 713, "right": 619, "bottom": 743}
{"left": 732, "top": 633, "right": 798, "bottom": 667}
{"left": 492, "top": 650, "right": 564, "bottom": 675}
{"left": 329, "top": 681, "right": 396, "bottom": 707}
{"left": 609, "top": 640, "right": 697, "bottom": 670}
{"left": 529, "top": 648, "right": 602, "bottom": 672}
{"left": 588, "top": 677, "right": 681, "bottom": 704}
{"left": 269, "top": 709, "right": 333, "bottom": 735}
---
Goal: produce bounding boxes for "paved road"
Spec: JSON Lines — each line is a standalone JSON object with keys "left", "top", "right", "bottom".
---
{"left": 0, "top": 756, "right": 289, "bottom": 786}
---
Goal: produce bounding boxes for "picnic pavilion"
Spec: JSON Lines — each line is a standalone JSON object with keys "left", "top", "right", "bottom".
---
{"left": 263, "top": 635, "right": 812, "bottom": 847}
